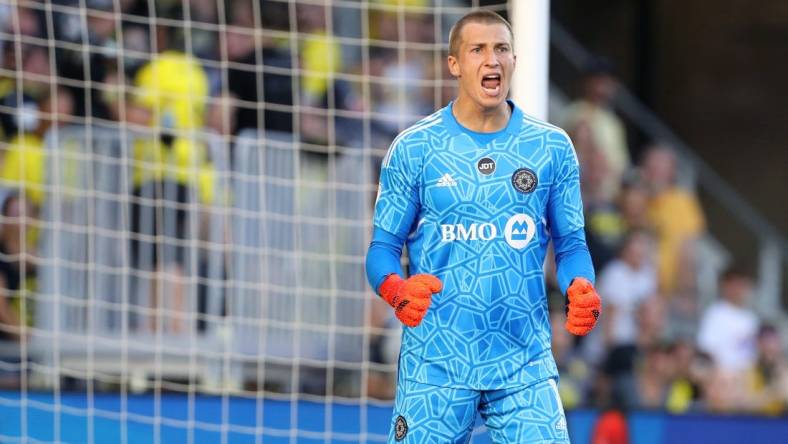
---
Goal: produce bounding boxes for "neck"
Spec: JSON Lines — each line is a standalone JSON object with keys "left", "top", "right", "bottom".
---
{"left": 452, "top": 96, "right": 511, "bottom": 133}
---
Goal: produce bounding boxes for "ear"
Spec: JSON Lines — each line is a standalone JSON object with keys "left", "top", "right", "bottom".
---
{"left": 447, "top": 55, "right": 460, "bottom": 77}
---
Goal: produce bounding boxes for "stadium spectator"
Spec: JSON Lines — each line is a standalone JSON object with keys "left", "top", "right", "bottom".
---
{"left": 298, "top": 3, "right": 341, "bottom": 107}
{"left": 596, "top": 230, "right": 658, "bottom": 408}
{"left": 570, "top": 120, "right": 619, "bottom": 269}
{"left": 157, "top": 0, "right": 221, "bottom": 62}
{"left": 571, "top": 120, "right": 609, "bottom": 207}
{"left": 224, "top": 0, "right": 294, "bottom": 135}
{"left": 663, "top": 287, "right": 700, "bottom": 342}
{"left": 0, "top": 41, "right": 52, "bottom": 136}
{"left": 52, "top": 0, "right": 118, "bottom": 120}
{"left": 0, "top": 4, "right": 43, "bottom": 41}
{"left": 296, "top": 2, "right": 362, "bottom": 146}
{"left": 640, "top": 144, "right": 706, "bottom": 295}
{"left": 697, "top": 266, "right": 758, "bottom": 373}
{"left": 562, "top": 58, "right": 630, "bottom": 203}
{"left": 297, "top": 2, "right": 338, "bottom": 145}
{"left": 744, "top": 324, "right": 788, "bottom": 415}
{"left": 367, "top": 3, "right": 436, "bottom": 141}
{"left": 0, "top": 5, "right": 45, "bottom": 95}
{"left": 703, "top": 366, "right": 749, "bottom": 413}
{"left": 618, "top": 177, "right": 650, "bottom": 231}
{"left": 129, "top": 51, "right": 216, "bottom": 334}
{"left": 636, "top": 344, "right": 672, "bottom": 409}
{"left": 664, "top": 341, "right": 704, "bottom": 413}
{"left": 636, "top": 295, "right": 666, "bottom": 350}
{"left": 366, "top": 46, "right": 434, "bottom": 143}
{"left": 0, "top": 87, "right": 74, "bottom": 207}
{"left": 551, "top": 311, "right": 591, "bottom": 409}
{"left": 0, "top": 191, "right": 36, "bottom": 343}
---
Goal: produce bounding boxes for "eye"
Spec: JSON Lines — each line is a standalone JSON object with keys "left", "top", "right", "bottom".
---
{"left": 497, "top": 46, "right": 510, "bottom": 53}
{"left": 471, "top": 47, "right": 481, "bottom": 54}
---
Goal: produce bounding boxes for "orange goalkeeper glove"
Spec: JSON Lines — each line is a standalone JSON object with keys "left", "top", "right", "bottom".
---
{"left": 565, "top": 277, "right": 601, "bottom": 336}
{"left": 379, "top": 274, "right": 442, "bottom": 327}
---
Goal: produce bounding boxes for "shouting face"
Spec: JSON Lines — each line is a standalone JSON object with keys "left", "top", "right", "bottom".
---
{"left": 447, "top": 21, "right": 515, "bottom": 111}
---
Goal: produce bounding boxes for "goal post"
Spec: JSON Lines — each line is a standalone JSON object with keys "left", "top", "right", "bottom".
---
{"left": 510, "top": 0, "right": 550, "bottom": 120}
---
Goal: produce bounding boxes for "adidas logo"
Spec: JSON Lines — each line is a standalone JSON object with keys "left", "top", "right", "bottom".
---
{"left": 436, "top": 173, "right": 458, "bottom": 187}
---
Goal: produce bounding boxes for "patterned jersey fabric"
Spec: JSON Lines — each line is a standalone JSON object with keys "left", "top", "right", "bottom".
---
{"left": 373, "top": 100, "right": 585, "bottom": 389}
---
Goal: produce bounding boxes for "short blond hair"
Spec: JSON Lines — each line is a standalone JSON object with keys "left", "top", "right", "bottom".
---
{"left": 448, "top": 10, "right": 513, "bottom": 57}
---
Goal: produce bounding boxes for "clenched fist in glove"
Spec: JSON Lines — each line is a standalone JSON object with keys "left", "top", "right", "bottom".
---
{"left": 565, "top": 277, "right": 601, "bottom": 336}
{"left": 379, "top": 274, "right": 443, "bottom": 327}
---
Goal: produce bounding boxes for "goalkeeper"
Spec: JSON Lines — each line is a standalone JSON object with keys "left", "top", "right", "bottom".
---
{"left": 365, "top": 10, "right": 600, "bottom": 443}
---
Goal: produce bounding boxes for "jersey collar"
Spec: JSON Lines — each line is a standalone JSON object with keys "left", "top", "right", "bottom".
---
{"left": 442, "top": 99, "right": 524, "bottom": 141}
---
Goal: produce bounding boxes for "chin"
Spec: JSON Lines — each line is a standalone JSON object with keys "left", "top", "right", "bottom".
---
{"left": 476, "top": 93, "right": 507, "bottom": 110}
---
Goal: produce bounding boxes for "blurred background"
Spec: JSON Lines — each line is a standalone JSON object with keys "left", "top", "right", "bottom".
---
{"left": 0, "top": 0, "right": 785, "bottom": 443}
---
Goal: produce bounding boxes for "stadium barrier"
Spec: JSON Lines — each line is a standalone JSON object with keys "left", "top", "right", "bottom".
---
{"left": 28, "top": 125, "right": 379, "bottom": 396}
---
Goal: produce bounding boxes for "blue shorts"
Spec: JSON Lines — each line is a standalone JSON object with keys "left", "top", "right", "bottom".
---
{"left": 388, "top": 377, "right": 569, "bottom": 443}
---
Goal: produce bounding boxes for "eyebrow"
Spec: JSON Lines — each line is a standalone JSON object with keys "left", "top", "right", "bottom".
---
{"left": 467, "top": 41, "right": 511, "bottom": 48}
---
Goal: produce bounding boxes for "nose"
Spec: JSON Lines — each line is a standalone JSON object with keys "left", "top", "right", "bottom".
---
{"left": 484, "top": 49, "right": 500, "bottom": 67}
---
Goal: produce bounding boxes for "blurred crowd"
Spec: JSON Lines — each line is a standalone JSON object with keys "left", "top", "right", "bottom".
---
{"left": 0, "top": 0, "right": 785, "bottom": 417}
{"left": 548, "top": 63, "right": 788, "bottom": 416}
{"left": 0, "top": 0, "right": 450, "bottom": 339}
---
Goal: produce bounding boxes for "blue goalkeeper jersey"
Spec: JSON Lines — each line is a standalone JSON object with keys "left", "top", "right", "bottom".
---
{"left": 373, "top": 100, "right": 587, "bottom": 390}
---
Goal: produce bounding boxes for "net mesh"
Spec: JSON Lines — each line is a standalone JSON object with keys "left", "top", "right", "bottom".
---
{"left": 0, "top": 0, "right": 508, "bottom": 442}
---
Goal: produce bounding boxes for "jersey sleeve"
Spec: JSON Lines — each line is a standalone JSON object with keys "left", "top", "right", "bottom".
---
{"left": 553, "top": 229, "right": 595, "bottom": 294}
{"left": 547, "top": 132, "right": 585, "bottom": 238}
{"left": 365, "top": 227, "right": 405, "bottom": 293}
{"left": 373, "top": 137, "right": 421, "bottom": 239}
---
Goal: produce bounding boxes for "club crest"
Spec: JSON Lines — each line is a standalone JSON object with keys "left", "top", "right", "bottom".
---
{"left": 511, "top": 168, "right": 538, "bottom": 193}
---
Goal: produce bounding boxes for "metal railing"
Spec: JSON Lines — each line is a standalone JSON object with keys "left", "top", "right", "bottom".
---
{"left": 27, "top": 125, "right": 374, "bottom": 393}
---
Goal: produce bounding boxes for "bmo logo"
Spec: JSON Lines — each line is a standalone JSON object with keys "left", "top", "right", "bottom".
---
{"left": 441, "top": 223, "right": 497, "bottom": 242}
{"left": 440, "top": 214, "right": 536, "bottom": 249}
{"left": 504, "top": 214, "right": 536, "bottom": 249}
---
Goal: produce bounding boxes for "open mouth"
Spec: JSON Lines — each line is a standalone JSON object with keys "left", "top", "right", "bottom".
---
{"left": 481, "top": 74, "right": 502, "bottom": 96}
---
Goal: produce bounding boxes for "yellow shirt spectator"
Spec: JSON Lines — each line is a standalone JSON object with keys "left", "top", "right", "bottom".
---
{"left": 134, "top": 51, "right": 208, "bottom": 131}
{"left": 301, "top": 32, "right": 341, "bottom": 104}
{"left": 132, "top": 51, "right": 215, "bottom": 204}
{"left": 647, "top": 187, "right": 705, "bottom": 294}
{"left": 0, "top": 134, "right": 45, "bottom": 206}
{"left": 131, "top": 136, "right": 215, "bottom": 205}
{"left": 562, "top": 101, "right": 630, "bottom": 202}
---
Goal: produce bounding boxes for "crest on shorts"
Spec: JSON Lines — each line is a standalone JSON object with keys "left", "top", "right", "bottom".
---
{"left": 395, "top": 415, "right": 408, "bottom": 441}
{"left": 511, "top": 168, "right": 538, "bottom": 193}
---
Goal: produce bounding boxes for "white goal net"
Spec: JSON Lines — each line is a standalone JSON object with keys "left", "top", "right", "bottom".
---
{"left": 0, "top": 0, "right": 509, "bottom": 442}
